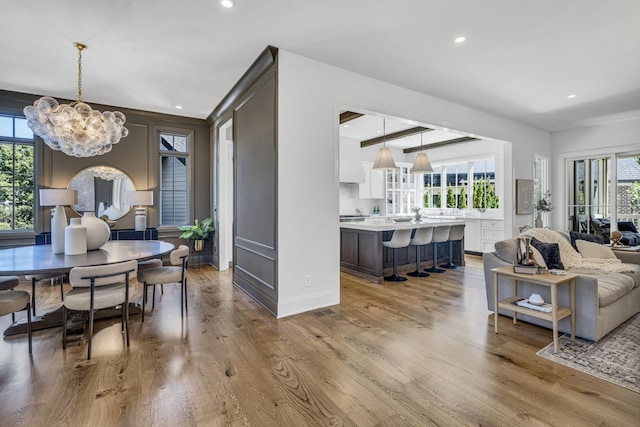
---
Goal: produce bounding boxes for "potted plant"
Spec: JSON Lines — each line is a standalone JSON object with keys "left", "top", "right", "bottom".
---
{"left": 535, "top": 191, "right": 553, "bottom": 228}
{"left": 178, "top": 217, "right": 214, "bottom": 251}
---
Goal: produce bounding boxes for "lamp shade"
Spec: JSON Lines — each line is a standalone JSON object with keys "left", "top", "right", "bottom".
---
{"left": 372, "top": 147, "right": 397, "bottom": 170}
{"left": 125, "top": 190, "right": 154, "bottom": 206}
{"left": 39, "top": 189, "right": 77, "bottom": 206}
{"left": 411, "top": 152, "right": 434, "bottom": 173}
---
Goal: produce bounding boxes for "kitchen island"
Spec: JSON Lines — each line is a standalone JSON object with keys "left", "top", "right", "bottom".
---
{"left": 340, "top": 218, "right": 465, "bottom": 283}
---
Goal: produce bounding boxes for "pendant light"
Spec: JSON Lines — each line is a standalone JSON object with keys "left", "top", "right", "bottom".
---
{"left": 411, "top": 131, "right": 433, "bottom": 173}
{"left": 372, "top": 118, "right": 397, "bottom": 170}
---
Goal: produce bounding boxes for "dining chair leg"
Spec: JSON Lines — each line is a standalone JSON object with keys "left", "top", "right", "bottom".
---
{"left": 161, "top": 284, "right": 164, "bottom": 295}
{"left": 184, "top": 278, "right": 188, "bottom": 315}
{"left": 142, "top": 283, "right": 147, "bottom": 322}
{"left": 87, "top": 308, "right": 94, "bottom": 360}
{"left": 31, "top": 277, "right": 36, "bottom": 316}
{"left": 152, "top": 285, "right": 156, "bottom": 310}
{"left": 181, "top": 281, "right": 184, "bottom": 318}
{"left": 27, "top": 302, "right": 32, "bottom": 354}
{"left": 59, "top": 277, "right": 64, "bottom": 302}
{"left": 62, "top": 305, "right": 67, "bottom": 350}
{"left": 123, "top": 303, "right": 130, "bottom": 347}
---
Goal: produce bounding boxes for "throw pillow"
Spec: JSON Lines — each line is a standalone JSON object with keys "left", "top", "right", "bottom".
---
{"left": 569, "top": 231, "right": 604, "bottom": 250}
{"left": 530, "top": 237, "right": 564, "bottom": 270}
{"left": 575, "top": 239, "right": 617, "bottom": 259}
{"left": 618, "top": 221, "right": 638, "bottom": 233}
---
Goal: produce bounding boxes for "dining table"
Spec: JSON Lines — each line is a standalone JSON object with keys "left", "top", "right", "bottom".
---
{"left": 0, "top": 240, "right": 174, "bottom": 336}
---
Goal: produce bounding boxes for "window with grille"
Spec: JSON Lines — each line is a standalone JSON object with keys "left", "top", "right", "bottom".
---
{"left": 0, "top": 115, "right": 34, "bottom": 231}
{"left": 159, "top": 132, "right": 189, "bottom": 226}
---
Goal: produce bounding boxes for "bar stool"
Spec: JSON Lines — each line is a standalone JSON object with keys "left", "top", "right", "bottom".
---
{"left": 440, "top": 224, "right": 465, "bottom": 269}
{"left": 382, "top": 228, "right": 412, "bottom": 282}
{"left": 425, "top": 225, "right": 450, "bottom": 273}
{"left": 407, "top": 226, "right": 434, "bottom": 278}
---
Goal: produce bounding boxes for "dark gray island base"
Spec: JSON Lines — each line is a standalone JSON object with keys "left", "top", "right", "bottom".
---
{"left": 340, "top": 220, "right": 465, "bottom": 283}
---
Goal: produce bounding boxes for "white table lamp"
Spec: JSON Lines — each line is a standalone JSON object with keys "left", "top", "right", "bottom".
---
{"left": 125, "top": 191, "right": 154, "bottom": 232}
{"left": 39, "top": 189, "right": 77, "bottom": 254}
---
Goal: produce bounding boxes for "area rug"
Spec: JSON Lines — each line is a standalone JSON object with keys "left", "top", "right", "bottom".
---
{"left": 536, "top": 314, "right": 639, "bottom": 393}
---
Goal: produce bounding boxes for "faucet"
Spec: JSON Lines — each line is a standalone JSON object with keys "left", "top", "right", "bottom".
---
{"left": 355, "top": 208, "right": 362, "bottom": 216}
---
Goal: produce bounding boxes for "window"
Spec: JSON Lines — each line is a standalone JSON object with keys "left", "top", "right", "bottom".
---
{"left": 0, "top": 115, "right": 35, "bottom": 231}
{"left": 422, "top": 166, "right": 442, "bottom": 208}
{"left": 616, "top": 154, "right": 640, "bottom": 229}
{"left": 534, "top": 155, "right": 549, "bottom": 217}
{"left": 471, "top": 160, "right": 499, "bottom": 209}
{"left": 159, "top": 131, "right": 190, "bottom": 225}
{"left": 444, "top": 163, "right": 468, "bottom": 209}
{"left": 567, "top": 157, "right": 610, "bottom": 233}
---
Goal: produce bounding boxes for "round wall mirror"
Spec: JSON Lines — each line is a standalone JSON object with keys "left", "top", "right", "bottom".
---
{"left": 68, "top": 166, "right": 135, "bottom": 221}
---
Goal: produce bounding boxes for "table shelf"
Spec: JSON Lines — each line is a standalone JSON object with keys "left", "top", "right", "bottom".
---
{"left": 497, "top": 296, "right": 572, "bottom": 322}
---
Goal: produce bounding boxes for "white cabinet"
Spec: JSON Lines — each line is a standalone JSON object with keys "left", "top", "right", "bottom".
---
{"left": 464, "top": 219, "right": 482, "bottom": 252}
{"left": 385, "top": 163, "right": 417, "bottom": 215}
{"left": 359, "top": 162, "right": 385, "bottom": 199}
{"left": 481, "top": 219, "right": 504, "bottom": 253}
{"left": 464, "top": 218, "right": 504, "bottom": 253}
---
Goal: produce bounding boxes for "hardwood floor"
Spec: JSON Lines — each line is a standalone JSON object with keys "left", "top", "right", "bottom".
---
{"left": 0, "top": 256, "right": 638, "bottom": 426}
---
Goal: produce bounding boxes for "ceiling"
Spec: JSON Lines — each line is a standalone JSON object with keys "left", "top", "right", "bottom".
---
{"left": 2, "top": 0, "right": 639, "bottom": 132}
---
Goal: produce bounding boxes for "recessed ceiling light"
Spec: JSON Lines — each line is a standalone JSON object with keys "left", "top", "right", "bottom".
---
{"left": 175, "top": 105, "right": 183, "bottom": 109}
{"left": 220, "top": 0, "right": 235, "bottom": 8}
{"left": 567, "top": 94, "right": 577, "bottom": 99}
{"left": 343, "top": 124, "right": 349, "bottom": 128}
{"left": 376, "top": 130, "right": 382, "bottom": 134}
{"left": 454, "top": 36, "right": 466, "bottom": 44}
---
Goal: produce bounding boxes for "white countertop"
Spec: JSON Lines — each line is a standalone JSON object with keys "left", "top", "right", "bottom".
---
{"left": 340, "top": 218, "right": 465, "bottom": 232}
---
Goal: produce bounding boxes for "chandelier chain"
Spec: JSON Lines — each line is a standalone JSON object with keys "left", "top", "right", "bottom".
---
{"left": 78, "top": 47, "right": 82, "bottom": 101}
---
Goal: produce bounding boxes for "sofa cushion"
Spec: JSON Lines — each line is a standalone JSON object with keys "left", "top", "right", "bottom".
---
{"left": 568, "top": 264, "right": 640, "bottom": 306}
{"left": 618, "top": 221, "right": 638, "bottom": 233}
{"left": 575, "top": 240, "right": 617, "bottom": 259}
{"left": 570, "top": 231, "right": 604, "bottom": 250}
{"left": 530, "top": 237, "right": 564, "bottom": 270}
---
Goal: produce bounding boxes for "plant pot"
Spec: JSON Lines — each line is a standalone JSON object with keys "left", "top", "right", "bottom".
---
{"left": 194, "top": 239, "right": 205, "bottom": 252}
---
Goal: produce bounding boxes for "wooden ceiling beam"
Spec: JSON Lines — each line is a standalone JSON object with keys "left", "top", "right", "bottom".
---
{"left": 339, "top": 111, "right": 364, "bottom": 124}
{"left": 360, "top": 126, "right": 432, "bottom": 148}
{"left": 403, "top": 136, "right": 479, "bottom": 153}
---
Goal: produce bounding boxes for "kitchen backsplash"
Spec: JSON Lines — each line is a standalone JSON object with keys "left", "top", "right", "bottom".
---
{"left": 339, "top": 183, "right": 384, "bottom": 215}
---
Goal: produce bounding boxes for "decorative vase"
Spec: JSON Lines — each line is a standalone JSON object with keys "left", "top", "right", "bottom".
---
{"left": 194, "top": 240, "right": 204, "bottom": 252}
{"left": 81, "top": 212, "right": 110, "bottom": 250}
{"left": 535, "top": 212, "right": 543, "bottom": 228}
{"left": 51, "top": 205, "right": 68, "bottom": 254}
{"left": 64, "top": 218, "right": 87, "bottom": 255}
{"left": 414, "top": 211, "right": 421, "bottom": 221}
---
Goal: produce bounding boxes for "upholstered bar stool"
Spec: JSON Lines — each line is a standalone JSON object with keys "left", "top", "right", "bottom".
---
{"left": 440, "top": 224, "right": 465, "bottom": 269}
{"left": 407, "top": 226, "right": 434, "bottom": 278}
{"left": 382, "top": 228, "right": 412, "bottom": 282}
{"left": 425, "top": 225, "right": 450, "bottom": 274}
{"left": 25, "top": 273, "right": 65, "bottom": 316}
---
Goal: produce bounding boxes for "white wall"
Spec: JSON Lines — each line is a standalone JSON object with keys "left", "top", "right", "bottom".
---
{"left": 276, "top": 50, "right": 551, "bottom": 318}
{"left": 550, "top": 117, "right": 640, "bottom": 228}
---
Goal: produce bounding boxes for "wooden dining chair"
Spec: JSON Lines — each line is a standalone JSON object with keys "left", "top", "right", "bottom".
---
{"left": 63, "top": 260, "right": 137, "bottom": 360}
{"left": 137, "top": 245, "right": 189, "bottom": 321}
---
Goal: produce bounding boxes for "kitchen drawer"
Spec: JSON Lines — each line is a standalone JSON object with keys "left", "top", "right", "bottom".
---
{"left": 482, "top": 241, "right": 498, "bottom": 252}
{"left": 482, "top": 228, "right": 504, "bottom": 240}
{"left": 482, "top": 219, "right": 503, "bottom": 228}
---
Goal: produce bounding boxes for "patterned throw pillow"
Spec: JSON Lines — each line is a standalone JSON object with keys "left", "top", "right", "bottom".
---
{"left": 530, "top": 237, "right": 564, "bottom": 270}
{"left": 569, "top": 231, "right": 604, "bottom": 250}
{"left": 618, "top": 221, "right": 638, "bottom": 233}
{"left": 575, "top": 240, "right": 617, "bottom": 259}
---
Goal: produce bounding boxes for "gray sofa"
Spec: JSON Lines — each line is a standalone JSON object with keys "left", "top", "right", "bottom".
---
{"left": 483, "top": 232, "right": 640, "bottom": 341}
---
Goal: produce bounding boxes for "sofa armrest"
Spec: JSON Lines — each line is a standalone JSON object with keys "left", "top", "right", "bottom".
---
{"left": 614, "top": 250, "right": 640, "bottom": 265}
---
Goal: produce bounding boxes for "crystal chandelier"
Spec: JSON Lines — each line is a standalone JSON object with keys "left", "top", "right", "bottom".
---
{"left": 23, "top": 42, "right": 128, "bottom": 157}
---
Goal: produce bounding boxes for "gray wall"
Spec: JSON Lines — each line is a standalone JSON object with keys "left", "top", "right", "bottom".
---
{"left": 0, "top": 89, "right": 211, "bottom": 250}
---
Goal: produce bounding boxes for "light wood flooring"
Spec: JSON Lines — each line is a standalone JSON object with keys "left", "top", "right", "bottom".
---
{"left": 0, "top": 256, "right": 638, "bottom": 426}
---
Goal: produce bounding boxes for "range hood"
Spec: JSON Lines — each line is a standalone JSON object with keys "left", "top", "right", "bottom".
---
{"left": 339, "top": 136, "right": 365, "bottom": 183}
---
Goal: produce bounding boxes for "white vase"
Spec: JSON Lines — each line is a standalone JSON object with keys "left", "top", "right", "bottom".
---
{"left": 51, "top": 205, "right": 67, "bottom": 254}
{"left": 535, "top": 212, "right": 543, "bottom": 228}
{"left": 65, "top": 218, "right": 87, "bottom": 255}
{"left": 81, "top": 212, "right": 110, "bottom": 250}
